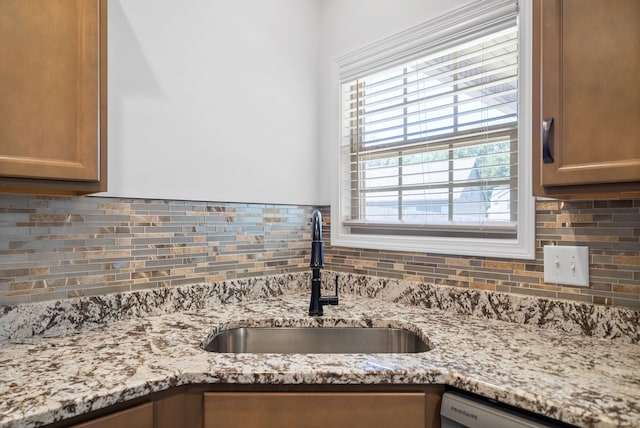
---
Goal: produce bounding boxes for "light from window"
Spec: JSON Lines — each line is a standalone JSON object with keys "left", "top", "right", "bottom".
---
{"left": 341, "top": 27, "right": 518, "bottom": 238}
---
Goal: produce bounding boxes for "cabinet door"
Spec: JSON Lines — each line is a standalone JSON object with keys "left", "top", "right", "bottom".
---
{"left": 0, "top": 0, "right": 107, "bottom": 192}
{"left": 70, "top": 402, "right": 153, "bottom": 428}
{"left": 534, "top": 0, "right": 640, "bottom": 190}
{"left": 204, "top": 392, "right": 435, "bottom": 428}
{"left": 154, "top": 388, "right": 203, "bottom": 428}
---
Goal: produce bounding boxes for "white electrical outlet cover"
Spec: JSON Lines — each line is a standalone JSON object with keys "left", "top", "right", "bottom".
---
{"left": 543, "top": 245, "right": 589, "bottom": 287}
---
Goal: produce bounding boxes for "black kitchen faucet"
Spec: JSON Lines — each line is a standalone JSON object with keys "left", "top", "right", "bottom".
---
{"left": 308, "top": 210, "right": 338, "bottom": 316}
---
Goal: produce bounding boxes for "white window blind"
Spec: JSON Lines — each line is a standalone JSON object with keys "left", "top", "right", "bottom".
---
{"left": 339, "top": 1, "right": 520, "bottom": 239}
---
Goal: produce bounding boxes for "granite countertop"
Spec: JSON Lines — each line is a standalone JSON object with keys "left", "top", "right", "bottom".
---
{"left": 0, "top": 284, "right": 639, "bottom": 428}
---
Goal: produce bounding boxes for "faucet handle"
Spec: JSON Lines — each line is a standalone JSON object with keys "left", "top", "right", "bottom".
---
{"left": 324, "top": 275, "right": 338, "bottom": 306}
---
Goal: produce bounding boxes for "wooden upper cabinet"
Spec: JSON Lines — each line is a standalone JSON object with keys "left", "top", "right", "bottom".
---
{"left": 0, "top": 0, "right": 107, "bottom": 194}
{"left": 533, "top": 0, "right": 640, "bottom": 198}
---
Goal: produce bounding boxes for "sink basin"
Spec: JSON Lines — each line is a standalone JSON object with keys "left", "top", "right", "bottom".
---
{"left": 202, "top": 327, "right": 430, "bottom": 354}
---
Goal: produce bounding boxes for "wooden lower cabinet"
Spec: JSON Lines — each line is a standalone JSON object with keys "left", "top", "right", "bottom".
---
{"left": 202, "top": 391, "right": 440, "bottom": 428}
{"left": 70, "top": 402, "right": 153, "bottom": 428}
{"left": 50, "top": 385, "right": 444, "bottom": 428}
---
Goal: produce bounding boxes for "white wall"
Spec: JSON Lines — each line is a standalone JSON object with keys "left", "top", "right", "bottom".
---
{"left": 105, "top": 0, "right": 471, "bottom": 206}
{"left": 105, "top": 0, "right": 320, "bottom": 204}
{"left": 317, "top": 0, "right": 472, "bottom": 204}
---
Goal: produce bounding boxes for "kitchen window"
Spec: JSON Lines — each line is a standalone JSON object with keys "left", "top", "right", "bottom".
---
{"left": 331, "top": 0, "right": 535, "bottom": 259}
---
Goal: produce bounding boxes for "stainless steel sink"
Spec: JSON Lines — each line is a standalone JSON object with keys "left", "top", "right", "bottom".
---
{"left": 202, "top": 327, "right": 431, "bottom": 354}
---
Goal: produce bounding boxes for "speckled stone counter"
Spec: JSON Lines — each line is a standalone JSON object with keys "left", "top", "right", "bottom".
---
{"left": 0, "top": 273, "right": 639, "bottom": 427}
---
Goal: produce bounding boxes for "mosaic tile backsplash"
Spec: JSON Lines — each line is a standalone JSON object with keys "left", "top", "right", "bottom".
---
{"left": 325, "top": 199, "right": 640, "bottom": 310}
{"left": 0, "top": 195, "right": 638, "bottom": 309}
{"left": 0, "top": 195, "right": 312, "bottom": 305}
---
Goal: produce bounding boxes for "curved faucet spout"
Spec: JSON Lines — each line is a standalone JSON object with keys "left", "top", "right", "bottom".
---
{"left": 310, "top": 210, "right": 324, "bottom": 268}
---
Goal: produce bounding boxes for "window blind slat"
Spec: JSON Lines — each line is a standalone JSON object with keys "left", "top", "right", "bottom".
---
{"left": 342, "top": 127, "right": 517, "bottom": 159}
{"left": 344, "top": 48, "right": 517, "bottom": 100}
{"left": 341, "top": 32, "right": 518, "bottom": 93}
{"left": 343, "top": 38, "right": 518, "bottom": 103}
{"left": 342, "top": 67, "right": 518, "bottom": 118}
{"left": 342, "top": 96, "right": 516, "bottom": 132}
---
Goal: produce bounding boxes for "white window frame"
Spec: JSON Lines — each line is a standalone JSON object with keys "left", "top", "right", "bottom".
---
{"left": 330, "top": 0, "right": 535, "bottom": 260}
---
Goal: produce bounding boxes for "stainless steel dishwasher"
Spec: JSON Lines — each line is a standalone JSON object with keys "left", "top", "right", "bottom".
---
{"left": 441, "top": 391, "right": 569, "bottom": 428}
